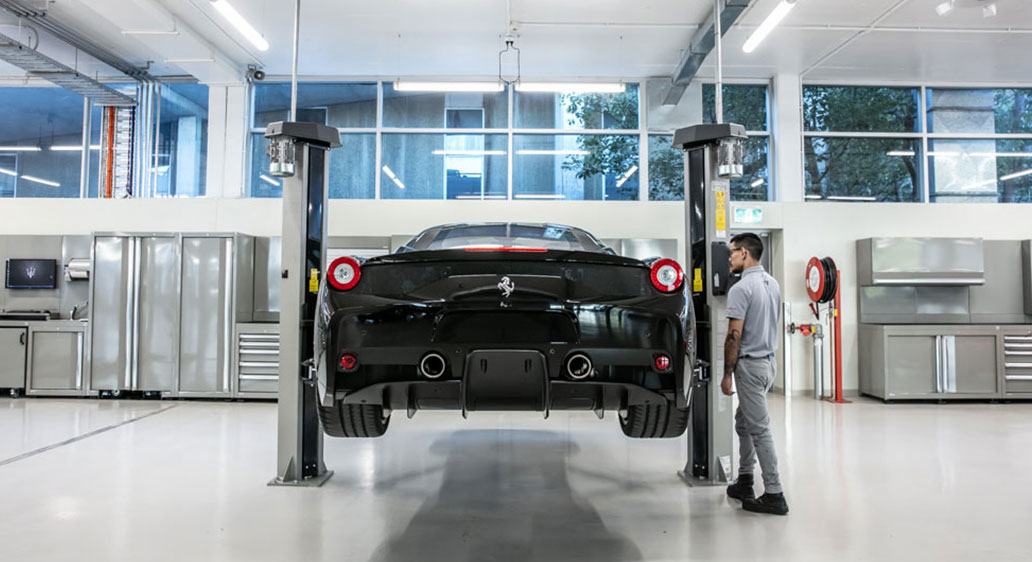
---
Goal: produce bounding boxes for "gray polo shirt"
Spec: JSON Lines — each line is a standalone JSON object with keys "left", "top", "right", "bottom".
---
{"left": 725, "top": 265, "right": 781, "bottom": 359}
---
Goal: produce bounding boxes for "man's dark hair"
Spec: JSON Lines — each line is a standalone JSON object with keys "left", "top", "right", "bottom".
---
{"left": 730, "top": 232, "right": 763, "bottom": 261}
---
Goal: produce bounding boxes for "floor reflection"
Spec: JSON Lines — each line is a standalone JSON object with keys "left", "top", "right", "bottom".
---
{"left": 370, "top": 429, "right": 643, "bottom": 562}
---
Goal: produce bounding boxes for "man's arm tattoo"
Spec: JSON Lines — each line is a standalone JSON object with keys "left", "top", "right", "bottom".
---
{"left": 724, "top": 323, "right": 742, "bottom": 378}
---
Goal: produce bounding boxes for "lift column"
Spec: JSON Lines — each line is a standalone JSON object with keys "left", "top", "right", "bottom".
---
{"left": 266, "top": 121, "right": 342, "bottom": 486}
{"left": 675, "top": 123, "right": 747, "bottom": 484}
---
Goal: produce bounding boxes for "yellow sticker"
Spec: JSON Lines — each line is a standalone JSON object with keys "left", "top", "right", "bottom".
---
{"left": 693, "top": 268, "right": 703, "bottom": 293}
{"left": 308, "top": 268, "right": 320, "bottom": 293}
{"left": 714, "top": 190, "right": 728, "bottom": 237}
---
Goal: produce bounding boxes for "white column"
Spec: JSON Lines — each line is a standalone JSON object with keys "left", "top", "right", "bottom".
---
{"left": 771, "top": 73, "right": 803, "bottom": 202}
{"left": 205, "top": 84, "right": 249, "bottom": 198}
{"left": 176, "top": 116, "right": 202, "bottom": 197}
{"left": 205, "top": 86, "right": 228, "bottom": 198}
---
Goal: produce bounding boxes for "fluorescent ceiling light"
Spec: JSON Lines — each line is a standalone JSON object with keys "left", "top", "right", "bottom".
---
{"left": 381, "top": 165, "right": 406, "bottom": 190}
{"left": 50, "top": 145, "right": 102, "bottom": 151}
{"left": 20, "top": 175, "right": 59, "bottom": 187}
{"left": 886, "top": 150, "right": 916, "bottom": 157}
{"left": 0, "top": 146, "right": 41, "bottom": 152}
{"left": 514, "top": 194, "right": 566, "bottom": 200}
{"left": 454, "top": 195, "right": 507, "bottom": 200}
{"left": 210, "top": 0, "right": 269, "bottom": 52}
{"left": 259, "top": 174, "right": 281, "bottom": 187}
{"left": 742, "top": 0, "right": 797, "bottom": 54}
{"left": 393, "top": 81, "right": 503, "bottom": 93}
{"left": 936, "top": 1, "right": 955, "bottom": 16}
{"left": 827, "top": 195, "right": 877, "bottom": 202}
{"left": 750, "top": 178, "right": 765, "bottom": 188}
{"left": 804, "top": 195, "right": 824, "bottom": 200}
{"left": 0, "top": 167, "right": 16, "bottom": 177}
{"left": 431, "top": 149, "right": 507, "bottom": 156}
{"left": 516, "top": 149, "right": 591, "bottom": 156}
{"left": 515, "top": 82, "right": 624, "bottom": 94}
{"left": 615, "top": 165, "right": 639, "bottom": 188}
{"left": 1000, "top": 169, "right": 1032, "bottom": 182}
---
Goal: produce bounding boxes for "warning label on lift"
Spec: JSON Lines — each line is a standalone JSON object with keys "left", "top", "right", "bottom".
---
{"left": 308, "top": 268, "right": 320, "bottom": 293}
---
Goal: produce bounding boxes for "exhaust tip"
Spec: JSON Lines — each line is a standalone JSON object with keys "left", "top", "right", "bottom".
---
{"left": 419, "top": 352, "right": 447, "bottom": 379}
{"left": 566, "top": 353, "right": 593, "bottom": 380}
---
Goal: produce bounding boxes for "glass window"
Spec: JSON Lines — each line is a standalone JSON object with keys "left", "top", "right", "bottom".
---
{"left": 513, "top": 134, "right": 639, "bottom": 201}
{"left": 928, "top": 88, "right": 1032, "bottom": 135}
{"left": 0, "top": 87, "right": 86, "bottom": 198}
{"left": 514, "top": 84, "right": 639, "bottom": 130}
{"left": 804, "top": 86, "right": 920, "bottom": 133}
{"left": 380, "top": 133, "right": 508, "bottom": 200}
{"left": 930, "top": 139, "right": 1032, "bottom": 203}
{"left": 250, "top": 133, "right": 375, "bottom": 199}
{"left": 647, "top": 135, "right": 683, "bottom": 201}
{"left": 154, "top": 83, "right": 208, "bottom": 197}
{"left": 648, "top": 135, "right": 771, "bottom": 201}
{"left": 804, "top": 137, "right": 922, "bottom": 202}
{"left": 702, "top": 84, "right": 769, "bottom": 131}
{"left": 253, "top": 82, "right": 377, "bottom": 128}
{"left": 382, "top": 83, "right": 507, "bottom": 128}
{"left": 406, "top": 223, "right": 607, "bottom": 252}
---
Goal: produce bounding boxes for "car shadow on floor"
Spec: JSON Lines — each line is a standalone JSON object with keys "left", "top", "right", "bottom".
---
{"left": 369, "top": 429, "right": 644, "bottom": 562}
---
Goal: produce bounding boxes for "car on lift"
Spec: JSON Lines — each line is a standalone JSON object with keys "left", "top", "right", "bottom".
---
{"left": 314, "top": 223, "right": 694, "bottom": 439}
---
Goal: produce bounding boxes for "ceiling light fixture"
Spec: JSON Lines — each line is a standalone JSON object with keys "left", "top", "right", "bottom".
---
{"left": 615, "top": 165, "right": 639, "bottom": 189}
{"left": 886, "top": 150, "right": 916, "bottom": 157}
{"left": 827, "top": 195, "right": 878, "bottom": 202}
{"left": 431, "top": 149, "right": 507, "bottom": 156}
{"left": 1000, "top": 169, "right": 1032, "bottom": 182}
{"left": 381, "top": 165, "right": 406, "bottom": 190}
{"left": 0, "top": 167, "right": 16, "bottom": 177}
{"left": 393, "top": 81, "right": 504, "bottom": 93}
{"left": 20, "top": 175, "right": 60, "bottom": 187}
{"left": 259, "top": 174, "right": 281, "bottom": 187}
{"left": 210, "top": 0, "right": 269, "bottom": 52}
{"left": 50, "top": 145, "right": 102, "bottom": 151}
{"left": 936, "top": 1, "right": 955, "bottom": 16}
{"left": 743, "top": 0, "right": 797, "bottom": 54}
{"left": 516, "top": 149, "right": 591, "bottom": 156}
{"left": 750, "top": 178, "right": 765, "bottom": 188}
{"left": 515, "top": 82, "right": 625, "bottom": 94}
{"left": 0, "top": 146, "right": 41, "bottom": 152}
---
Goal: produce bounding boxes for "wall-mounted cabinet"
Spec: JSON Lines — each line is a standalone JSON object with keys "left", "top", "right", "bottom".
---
{"left": 0, "top": 326, "right": 27, "bottom": 392}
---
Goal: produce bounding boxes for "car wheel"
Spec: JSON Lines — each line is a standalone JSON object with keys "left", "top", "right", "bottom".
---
{"left": 318, "top": 400, "right": 390, "bottom": 438}
{"left": 619, "top": 400, "right": 688, "bottom": 438}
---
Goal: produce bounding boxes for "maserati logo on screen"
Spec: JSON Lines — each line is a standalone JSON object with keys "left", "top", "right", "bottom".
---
{"left": 25, "top": 265, "right": 37, "bottom": 279}
{"left": 498, "top": 276, "right": 515, "bottom": 299}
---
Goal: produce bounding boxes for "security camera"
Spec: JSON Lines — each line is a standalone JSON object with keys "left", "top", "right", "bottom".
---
{"left": 247, "top": 66, "right": 266, "bottom": 82}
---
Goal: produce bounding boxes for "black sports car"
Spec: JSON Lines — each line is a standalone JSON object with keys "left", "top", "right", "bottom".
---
{"left": 314, "top": 223, "right": 694, "bottom": 439}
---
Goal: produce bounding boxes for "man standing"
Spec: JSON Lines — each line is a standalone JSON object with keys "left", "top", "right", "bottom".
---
{"left": 721, "top": 232, "right": 788, "bottom": 516}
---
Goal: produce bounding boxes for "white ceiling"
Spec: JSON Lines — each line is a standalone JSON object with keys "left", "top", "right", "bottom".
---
{"left": 0, "top": 0, "right": 1030, "bottom": 84}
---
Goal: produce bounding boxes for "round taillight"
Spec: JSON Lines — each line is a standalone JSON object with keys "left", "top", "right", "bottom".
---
{"left": 650, "top": 259, "right": 684, "bottom": 293}
{"left": 328, "top": 256, "right": 361, "bottom": 291}
{"left": 339, "top": 352, "right": 358, "bottom": 372}
{"left": 654, "top": 354, "right": 672, "bottom": 372}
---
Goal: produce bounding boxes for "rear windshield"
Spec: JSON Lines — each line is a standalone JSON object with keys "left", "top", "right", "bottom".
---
{"left": 401, "top": 224, "right": 611, "bottom": 253}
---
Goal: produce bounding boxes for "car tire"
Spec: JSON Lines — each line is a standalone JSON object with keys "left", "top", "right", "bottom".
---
{"left": 619, "top": 400, "right": 689, "bottom": 438}
{"left": 318, "top": 400, "right": 390, "bottom": 438}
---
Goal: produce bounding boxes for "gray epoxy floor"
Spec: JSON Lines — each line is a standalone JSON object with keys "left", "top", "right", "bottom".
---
{"left": 0, "top": 395, "right": 1030, "bottom": 562}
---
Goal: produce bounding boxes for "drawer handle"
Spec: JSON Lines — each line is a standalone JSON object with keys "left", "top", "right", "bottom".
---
{"left": 1005, "top": 375, "right": 1032, "bottom": 381}
{"left": 1004, "top": 362, "right": 1032, "bottom": 369}
{"left": 238, "top": 350, "right": 279, "bottom": 355}
{"left": 239, "top": 374, "right": 278, "bottom": 381}
{"left": 239, "top": 362, "right": 278, "bottom": 368}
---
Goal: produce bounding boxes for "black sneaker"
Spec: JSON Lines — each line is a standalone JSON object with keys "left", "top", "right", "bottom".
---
{"left": 743, "top": 492, "right": 789, "bottom": 516}
{"left": 726, "top": 474, "right": 755, "bottom": 501}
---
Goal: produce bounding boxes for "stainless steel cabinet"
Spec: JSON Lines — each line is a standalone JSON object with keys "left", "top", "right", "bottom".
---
{"left": 1002, "top": 329, "right": 1032, "bottom": 397}
{"left": 861, "top": 325, "right": 1004, "bottom": 400}
{"left": 89, "top": 232, "right": 253, "bottom": 397}
{"left": 233, "top": 323, "right": 279, "bottom": 398}
{"left": 0, "top": 327, "right": 27, "bottom": 389}
{"left": 178, "top": 236, "right": 232, "bottom": 396}
{"left": 27, "top": 324, "right": 85, "bottom": 395}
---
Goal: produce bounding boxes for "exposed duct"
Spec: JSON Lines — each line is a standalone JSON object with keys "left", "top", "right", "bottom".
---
{"left": 662, "top": 0, "right": 752, "bottom": 106}
{"left": 0, "top": 30, "right": 135, "bottom": 106}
